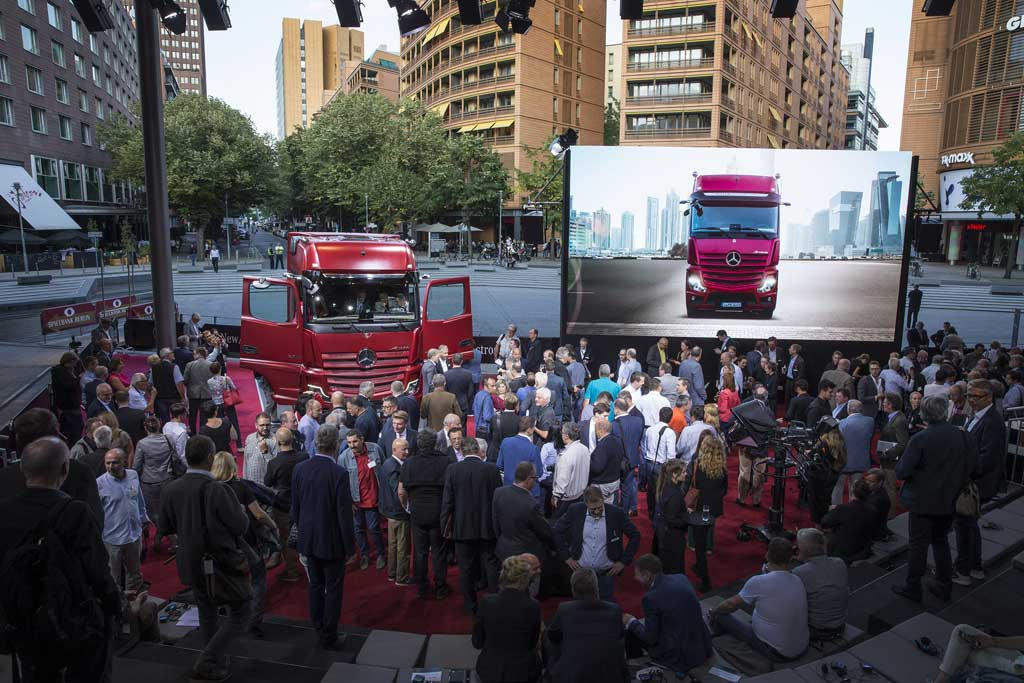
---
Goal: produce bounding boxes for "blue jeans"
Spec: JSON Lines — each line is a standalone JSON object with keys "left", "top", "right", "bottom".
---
{"left": 353, "top": 506, "right": 384, "bottom": 558}
{"left": 596, "top": 571, "right": 616, "bottom": 601}
{"left": 620, "top": 467, "right": 638, "bottom": 514}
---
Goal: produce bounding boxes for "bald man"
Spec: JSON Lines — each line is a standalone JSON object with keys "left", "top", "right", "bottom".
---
{"left": 264, "top": 427, "right": 310, "bottom": 582}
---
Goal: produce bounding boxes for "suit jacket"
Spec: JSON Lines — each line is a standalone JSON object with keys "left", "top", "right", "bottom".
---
{"left": 612, "top": 413, "right": 645, "bottom": 466}
{"left": 785, "top": 393, "right": 813, "bottom": 424}
{"left": 806, "top": 397, "right": 832, "bottom": 427}
{"left": 879, "top": 412, "right": 909, "bottom": 462}
{"left": 395, "top": 393, "right": 420, "bottom": 431}
{"left": 785, "top": 354, "right": 806, "bottom": 382}
{"left": 290, "top": 454, "right": 357, "bottom": 560}
{"left": 857, "top": 375, "right": 885, "bottom": 418}
{"left": 968, "top": 407, "right": 1007, "bottom": 500}
{"left": 497, "top": 435, "right": 543, "bottom": 501}
{"left": 159, "top": 472, "right": 250, "bottom": 587}
{"left": 86, "top": 399, "right": 115, "bottom": 419}
{"left": 116, "top": 406, "right": 147, "bottom": 445}
{"left": 821, "top": 498, "right": 877, "bottom": 563}
{"left": 492, "top": 484, "right": 557, "bottom": 561}
{"left": 489, "top": 411, "right": 521, "bottom": 462}
{"left": 832, "top": 402, "right": 850, "bottom": 421}
{"left": 589, "top": 435, "right": 625, "bottom": 485}
{"left": 184, "top": 358, "right": 214, "bottom": 400}
{"left": 173, "top": 347, "right": 194, "bottom": 374}
{"left": 354, "top": 409, "right": 381, "bottom": 444}
{"left": 441, "top": 456, "right": 502, "bottom": 541}
{"left": 472, "top": 588, "right": 542, "bottom": 683}
{"left": 552, "top": 501, "right": 640, "bottom": 565}
{"left": 626, "top": 573, "right": 713, "bottom": 674}
{"left": 545, "top": 373, "right": 571, "bottom": 421}
{"left": 0, "top": 458, "right": 104, "bottom": 529}
{"left": 380, "top": 426, "right": 418, "bottom": 459}
{"left": 444, "top": 367, "right": 475, "bottom": 416}
{"left": 839, "top": 413, "right": 875, "bottom": 472}
{"left": 896, "top": 423, "right": 976, "bottom": 515}
{"left": 420, "top": 390, "right": 462, "bottom": 432}
{"left": 524, "top": 339, "right": 543, "bottom": 373}
{"left": 646, "top": 344, "right": 665, "bottom": 375}
{"left": 677, "top": 359, "right": 706, "bottom": 406}
{"left": 745, "top": 350, "right": 763, "bottom": 375}
{"left": 821, "top": 369, "right": 856, "bottom": 405}
{"left": 545, "top": 600, "right": 629, "bottom": 683}
{"left": 421, "top": 359, "right": 438, "bottom": 394}
{"left": 84, "top": 378, "right": 103, "bottom": 409}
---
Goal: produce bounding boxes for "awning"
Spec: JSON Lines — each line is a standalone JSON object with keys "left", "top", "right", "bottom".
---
{"left": 422, "top": 16, "right": 450, "bottom": 44}
{"left": 766, "top": 134, "right": 781, "bottom": 149}
{"left": 492, "top": 118, "right": 515, "bottom": 128}
{"left": 752, "top": 30, "right": 763, "bottom": 47}
{"left": 554, "top": 38, "right": 564, "bottom": 56}
{"left": 768, "top": 105, "right": 782, "bottom": 122}
{"left": 0, "top": 229, "right": 46, "bottom": 246}
{"left": 46, "top": 229, "right": 92, "bottom": 246}
{"left": 0, "top": 164, "right": 80, "bottom": 231}
{"left": 433, "top": 101, "right": 450, "bottom": 116}
{"left": 459, "top": 123, "right": 479, "bottom": 132}
{"left": 741, "top": 22, "right": 752, "bottom": 39}
{"left": 475, "top": 121, "right": 497, "bottom": 130}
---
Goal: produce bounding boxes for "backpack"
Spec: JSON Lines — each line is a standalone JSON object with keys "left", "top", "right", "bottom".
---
{"left": 0, "top": 499, "right": 105, "bottom": 656}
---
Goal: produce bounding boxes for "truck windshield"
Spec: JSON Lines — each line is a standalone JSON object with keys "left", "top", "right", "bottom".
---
{"left": 691, "top": 204, "right": 779, "bottom": 237}
{"left": 308, "top": 273, "right": 418, "bottom": 324}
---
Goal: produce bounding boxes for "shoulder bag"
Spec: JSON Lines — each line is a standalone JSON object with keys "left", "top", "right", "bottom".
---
{"left": 198, "top": 480, "right": 253, "bottom": 606}
{"left": 164, "top": 435, "right": 186, "bottom": 478}
{"left": 223, "top": 378, "right": 243, "bottom": 407}
{"left": 954, "top": 430, "right": 980, "bottom": 518}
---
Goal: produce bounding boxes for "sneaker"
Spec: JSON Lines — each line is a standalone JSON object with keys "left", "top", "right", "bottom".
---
{"left": 951, "top": 573, "right": 972, "bottom": 587}
{"left": 359, "top": 556, "right": 369, "bottom": 571}
{"left": 375, "top": 555, "right": 386, "bottom": 570}
{"left": 970, "top": 569, "right": 986, "bottom": 581}
{"left": 396, "top": 579, "right": 412, "bottom": 587}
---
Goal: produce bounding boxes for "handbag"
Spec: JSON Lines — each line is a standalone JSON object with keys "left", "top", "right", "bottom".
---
{"left": 223, "top": 380, "right": 243, "bottom": 407}
{"left": 164, "top": 436, "right": 186, "bottom": 478}
{"left": 684, "top": 487, "right": 701, "bottom": 512}
{"left": 197, "top": 481, "right": 252, "bottom": 606}
{"left": 955, "top": 431, "right": 980, "bottom": 518}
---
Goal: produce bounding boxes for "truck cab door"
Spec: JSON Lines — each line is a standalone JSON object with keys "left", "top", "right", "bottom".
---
{"left": 421, "top": 276, "right": 474, "bottom": 361}
{"left": 241, "top": 276, "right": 303, "bottom": 404}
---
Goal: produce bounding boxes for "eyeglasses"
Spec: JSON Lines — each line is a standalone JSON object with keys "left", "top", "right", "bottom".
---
{"left": 966, "top": 393, "right": 988, "bottom": 400}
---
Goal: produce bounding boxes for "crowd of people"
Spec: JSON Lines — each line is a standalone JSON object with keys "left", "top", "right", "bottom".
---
{"left": 0, "top": 315, "right": 1021, "bottom": 682}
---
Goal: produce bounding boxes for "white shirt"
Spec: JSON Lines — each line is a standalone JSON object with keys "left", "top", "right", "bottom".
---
{"left": 923, "top": 383, "right": 950, "bottom": 399}
{"left": 623, "top": 384, "right": 643, "bottom": 406}
{"left": 552, "top": 441, "right": 590, "bottom": 501}
{"left": 210, "top": 248, "right": 220, "bottom": 259}
{"left": 922, "top": 364, "right": 941, "bottom": 384}
{"left": 967, "top": 403, "right": 992, "bottom": 432}
{"left": 162, "top": 421, "right": 188, "bottom": 458}
{"left": 739, "top": 571, "right": 810, "bottom": 659}
{"left": 128, "top": 386, "right": 148, "bottom": 410}
{"left": 642, "top": 421, "right": 675, "bottom": 465}
{"left": 676, "top": 420, "right": 713, "bottom": 466}
{"left": 636, "top": 391, "right": 670, "bottom": 428}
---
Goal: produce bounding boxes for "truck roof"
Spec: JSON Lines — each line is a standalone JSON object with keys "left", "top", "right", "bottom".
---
{"left": 693, "top": 174, "right": 780, "bottom": 195}
{"left": 287, "top": 232, "right": 416, "bottom": 274}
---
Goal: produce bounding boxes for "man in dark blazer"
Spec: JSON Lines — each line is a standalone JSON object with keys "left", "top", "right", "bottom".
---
{"left": 523, "top": 328, "right": 543, "bottom": 373}
{"left": 400, "top": 431, "right": 457, "bottom": 600}
{"left": 784, "top": 379, "right": 812, "bottom": 424}
{"left": 646, "top": 338, "right": 669, "bottom": 376}
{"left": 892, "top": 395, "right": 975, "bottom": 602}
{"left": 677, "top": 346, "right": 707, "bottom": 407}
{"left": 805, "top": 379, "right": 835, "bottom": 427}
{"left": 488, "top": 395, "right": 521, "bottom": 462}
{"left": 421, "top": 349, "right": 440, "bottom": 393}
{"left": 441, "top": 438, "right": 503, "bottom": 613}
{"left": 390, "top": 380, "right": 421, "bottom": 431}
{"left": 86, "top": 382, "right": 115, "bottom": 419}
{"left": 492, "top": 461, "right": 558, "bottom": 563}
{"left": 857, "top": 360, "right": 885, "bottom": 420}
{"left": 544, "top": 568, "right": 629, "bottom": 683}
{"left": 472, "top": 562, "right": 542, "bottom": 683}
{"left": 783, "top": 343, "right": 806, "bottom": 405}
{"left": 552, "top": 487, "right": 640, "bottom": 600}
{"left": 444, "top": 353, "right": 475, "bottom": 416}
{"left": 380, "top": 410, "right": 417, "bottom": 459}
{"left": 624, "top": 554, "right": 713, "bottom": 675}
{"left": 159, "top": 434, "right": 253, "bottom": 679}
{"left": 114, "top": 390, "right": 147, "bottom": 445}
{"left": 290, "top": 423, "right": 357, "bottom": 648}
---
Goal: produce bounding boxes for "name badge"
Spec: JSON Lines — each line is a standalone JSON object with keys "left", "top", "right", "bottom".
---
{"left": 368, "top": 459, "right": 377, "bottom": 469}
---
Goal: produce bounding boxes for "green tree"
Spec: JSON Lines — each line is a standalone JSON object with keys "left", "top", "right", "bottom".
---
{"left": 604, "top": 97, "right": 620, "bottom": 146}
{"left": 516, "top": 145, "right": 564, "bottom": 241}
{"left": 436, "top": 133, "right": 510, "bottom": 224}
{"left": 959, "top": 133, "right": 1024, "bottom": 279}
{"left": 915, "top": 186, "right": 938, "bottom": 212}
{"left": 100, "top": 94, "right": 276, "bottom": 246}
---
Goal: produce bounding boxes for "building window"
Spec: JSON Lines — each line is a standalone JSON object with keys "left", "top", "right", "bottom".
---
{"left": 74, "top": 53, "right": 85, "bottom": 77}
{"left": 47, "top": 2, "right": 60, "bottom": 29}
{"left": 578, "top": 19, "right": 582, "bottom": 37}
{"left": 71, "top": 18, "right": 83, "bottom": 43}
{"left": 0, "top": 97, "right": 14, "bottom": 126}
{"left": 21, "top": 25, "right": 38, "bottom": 54}
{"left": 89, "top": 34, "right": 98, "bottom": 55}
{"left": 0, "top": 13, "right": 5, "bottom": 40}
{"left": 92, "top": 64, "right": 101, "bottom": 85}
{"left": 81, "top": 121, "right": 91, "bottom": 145}
{"left": 51, "top": 39, "right": 64, "bottom": 67}
{"left": 30, "top": 106, "right": 46, "bottom": 133}
{"left": 577, "top": 47, "right": 582, "bottom": 65}
{"left": 95, "top": 97, "right": 103, "bottom": 119}
{"left": 575, "top": 102, "right": 580, "bottom": 122}
{"left": 78, "top": 89, "right": 88, "bottom": 111}
{"left": 553, "top": 66, "right": 559, "bottom": 84}
{"left": 26, "top": 65, "right": 44, "bottom": 94}
{"left": 553, "top": 96, "right": 558, "bottom": 115}
{"left": 55, "top": 77, "right": 68, "bottom": 103}
{"left": 607, "top": 85, "right": 613, "bottom": 98}
{"left": 33, "top": 157, "right": 59, "bottom": 197}
{"left": 554, "top": 8, "right": 560, "bottom": 26}
{"left": 62, "top": 161, "right": 83, "bottom": 200}
{"left": 0, "top": 55, "right": 9, "bottom": 83}
{"left": 58, "top": 114, "right": 72, "bottom": 139}
{"left": 84, "top": 166, "right": 101, "bottom": 201}
{"left": 17, "top": 0, "right": 34, "bottom": 13}
{"left": 576, "top": 74, "right": 581, "bottom": 91}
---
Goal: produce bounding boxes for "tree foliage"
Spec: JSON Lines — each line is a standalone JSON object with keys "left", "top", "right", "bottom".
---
{"left": 516, "top": 145, "right": 564, "bottom": 239}
{"left": 959, "top": 132, "right": 1024, "bottom": 278}
{"left": 604, "top": 97, "right": 620, "bottom": 146}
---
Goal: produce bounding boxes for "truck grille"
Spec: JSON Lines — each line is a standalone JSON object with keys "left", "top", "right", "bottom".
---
{"left": 700, "top": 253, "right": 770, "bottom": 289}
{"left": 321, "top": 349, "right": 413, "bottom": 395}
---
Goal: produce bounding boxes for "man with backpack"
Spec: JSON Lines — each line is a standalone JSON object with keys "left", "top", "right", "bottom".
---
{"left": 0, "top": 437, "right": 120, "bottom": 682}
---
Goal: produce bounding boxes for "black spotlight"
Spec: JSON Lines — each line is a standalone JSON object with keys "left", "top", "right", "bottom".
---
{"left": 198, "top": 0, "right": 232, "bottom": 30}
{"left": 922, "top": 0, "right": 956, "bottom": 15}
{"left": 495, "top": 0, "right": 534, "bottom": 34}
{"left": 389, "top": 0, "right": 431, "bottom": 36}
{"left": 769, "top": 0, "right": 798, "bottom": 18}
{"left": 620, "top": 0, "right": 643, "bottom": 20}
{"left": 70, "top": 0, "right": 114, "bottom": 31}
{"left": 332, "top": 0, "right": 363, "bottom": 27}
{"left": 155, "top": 0, "right": 188, "bottom": 35}
{"left": 457, "top": 0, "right": 483, "bottom": 25}
{"left": 549, "top": 128, "right": 578, "bottom": 156}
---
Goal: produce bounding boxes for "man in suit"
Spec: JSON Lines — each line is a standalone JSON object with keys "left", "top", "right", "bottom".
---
{"left": 543, "top": 360, "right": 571, "bottom": 421}
{"left": 173, "top": 335, "right": 194, "bottom": 374}
{"left": 821, "top": 479, "right": 878, "bottom": 563}
{"left": 805, "top": 379, "right": 835, "bottom": 427}
{"left": 86, "top": 382, "right": 116, "bottom": 418}
{"left": 544, "top": 568, "right": 629, "bottom": 683}
{"left": 878, "top": 393, "right": 910, "bottom": 511}
{"left": 441, "top": 438, "right": 502, "bottom": 613}
{"left": 291, "top": 425, "right": 357, "bottom": 648}
{"left": 492, "top": 461, "right": 559, "bottom": 564}
{"left": 857, "top": 360, "right": 885, "bottom": 421}
{"left": 646, "top": 337, "right": 669, "bottom": 376}
{"left": 378, "top": 436, "right": 411, "bottom": 585}
{"left": 399, "top": 431, "right": 456, "bottom": 600}
{"left": 612, "top": 398, "right": 645, "bottom": 514}
{"left": 893, "top": 395, "right": 975, "bottom": 602}
{"left": 784, "top": 379, "right": 812, "bottom": 424}
{"left": 834, "top": 400, "right": 875, "bottom": 506}
{"left": 421, "top": 349, "right": 441, "bottom": 393}
{"left": 745, "top": 341, "right": 766, "bottom": 379}
{"left": 420, "top": 375, "right": 462, "bottom": 433}
{"left": 389, "top": 380, "right": 421, "bottom": 431}
{"left": 714, "top": 330, "right": 733, "bottom": 356}
{"left": 821, "top": 359, "right": 856, "bottom": 407}
{"left": 435, "top": 413, "right": 463, "bottom": 452}
{"left": 381, "top": 410, "right": 417, "bottom": 459}
{"left": 473, "top": 376, "right": 497, "bottom": 441}
{"left": 497, "top": 416, "right": 544, "bottom": 505}
{"left": 523, "top": 328, "right": 543, "bottom": 373}
{"left": 831, "top": 388, "right": 851, "bottom": 421}
{"left": 83, "top": 366, "right": 109, "bottom": 409}
{"left": 184, "top": 347, "right": 216, "bottom": 433}
{"left": 553, "top": 487, "right": 640, "bottom": 600}
{"left": 784, "top": 343, "right": 806, "bottom": 405}
{"left": 115, "top": 390, "right": 147, "bottom": 445}
{"left": 185, "top": 313, "right": 202, "bottom": 348}
{"left": 444, "top": 353, "right": 475, "bottom": 416}
{"left": 624, "top": 554, "right": 713, "bottom": 676}
{"left": 589, "top": 417, "right": 625, "bottom": 503}
{"left": 677, "top": 346, "right": 707, "bottom": 407}
{"left": 954, "top": 379, "right": 1007, "bottom": 586}
{"left": 159, "top": 434, "right": 253, "bottom": 678}
{"left": 488, "top": 394, "right": 521, "bottom": 463}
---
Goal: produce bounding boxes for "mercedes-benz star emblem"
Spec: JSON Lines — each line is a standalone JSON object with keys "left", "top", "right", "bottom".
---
{"left": 357, "top": 348, "right": 377, "bottom": 369}
{"left": 725, "top": 251, "right": 742, "bottom": 267}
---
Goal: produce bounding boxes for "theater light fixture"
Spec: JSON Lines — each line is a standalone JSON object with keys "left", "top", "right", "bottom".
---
{"left": 332, "top": 0, "right": 363, "bottom": 28}
{"left": 70, "top": 0, "right": 115, "bottom": 32}
{"left": 769, "top": 0, "right": 798, "bottom": 19}
{"left": 495, "top": 0, "right": 535, "bottom": 34}
{"left": 549, "top": 128, "right": 578, "bottom": 157}
{"left": 620, "top": 0, "right": 643, "bottom": 21}
{"left": 154, "top": 0, "right": 188, "bottom": 35}
{"left": 198, "top": 0, "right": 232, "bottom": 30}
{"left": 457, "top": 0, "right": 483, "bottom": 25}
{"left": 922, "top": 0, "right": 956, "bottom": 15}
{"left": 389, "top": 0, "right": 431, "bottom": 36}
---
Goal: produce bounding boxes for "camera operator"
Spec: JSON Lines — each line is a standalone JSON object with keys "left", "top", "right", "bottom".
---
{"left": 804, "top": 421, "right": 846, "bottom": 526}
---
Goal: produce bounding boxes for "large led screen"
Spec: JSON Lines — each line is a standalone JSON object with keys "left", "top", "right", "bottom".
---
{"left": 564, "top": 147, "right": 914, "bottom": 342}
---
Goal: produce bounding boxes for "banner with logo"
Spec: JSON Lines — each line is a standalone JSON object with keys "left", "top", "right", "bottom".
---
{"left": 40, "top": 303, "right": 97, "bottom": 334}
{"left": 97, "top": 296, "right": 138, "bottom": 321}
{"left": 128, "top": 302, "right": 156, "bottom": 319}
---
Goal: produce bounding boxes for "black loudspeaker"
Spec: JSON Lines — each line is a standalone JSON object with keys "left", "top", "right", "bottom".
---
{"left": 333, "top": 0, "right": 364, "bottom": 27}
{"left": 458, "top": 0, "right": 483, "bottom": 24}
{"left": 198, "top": 0, "right": 232, "bottom": 30}
{"left": 620, "top": 0, "right": 643, "bottom": 20}
{"left": 70, "top": 0, "right": 114, "bottom": 32}
{"left": 922, "top": 0, "right": 955, "bottom": 16}
{"left": 769, "top": 0, "right": 798, "bottom": 18}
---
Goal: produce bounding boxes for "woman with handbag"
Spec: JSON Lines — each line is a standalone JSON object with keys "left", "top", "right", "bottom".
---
{"left": 654, "top": 459, "right": 689, "bottom": 575}
{"left": 686, "top": 434, "right": 728, "bottom": 592}
{"left": 199, "top": 402, "right": 238, "bottom": 454}
{"left": 134, "top": 416, "right": 186, "bottom": 554}
{"left": 207, "top": 361, "right": 243, "bottom": 449}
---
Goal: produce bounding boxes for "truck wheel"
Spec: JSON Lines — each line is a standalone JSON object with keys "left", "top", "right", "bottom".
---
{"left": 762, "top": 307, "right": 776, "bottom": 319}
{"left": 686, "top": 302, "right": 699, "bottom": 318}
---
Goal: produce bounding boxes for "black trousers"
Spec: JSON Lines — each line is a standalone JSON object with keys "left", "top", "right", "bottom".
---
{"left": 454, "top": 539, "right": 498, "bottom": 609}
{"left": 306, "top": 555, "right": 346, "bottom": 645}
{"left": 691, "top": 519, "right": 715, "bottom": 584}
{"left": 906, "top": 512, "right": 954, "bottom": 593}
{"left": 412, "top": 521, "right": 447, "bottom": 592}
{"left": 187, "top": 398, "right": 206, "bottom": 434}
{"left": 16, "top": 623, "right": 112, "bottom": 682}
{"left": 58, "top": 408, "right": 84, "bottom": 444}
{"left": 954, "top": 513, "right": 982, "bottom": 574}
{"left": 155, "top": 398, "right": 176, "bottom": 424}
{"left": 907, "top": 307, "right": 920, "bottom": 327}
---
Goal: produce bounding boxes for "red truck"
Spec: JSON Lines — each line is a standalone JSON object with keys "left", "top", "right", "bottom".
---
{"left": 683, "top": 174, "right": 784, "bottom": 318}
{"left": 240, "top": 232, "right": 473, "bottom": 407}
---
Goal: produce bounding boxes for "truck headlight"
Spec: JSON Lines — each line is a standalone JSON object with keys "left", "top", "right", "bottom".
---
{"left": 757, "top": 275, "right": 778, "bottom": 293}
{"left": 687, "top": 273, "right": 706, "bottom": 293}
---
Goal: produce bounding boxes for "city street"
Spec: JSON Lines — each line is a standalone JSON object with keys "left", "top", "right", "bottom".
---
{"left": 566, "top": 258, "right": 903, "bottom": 341}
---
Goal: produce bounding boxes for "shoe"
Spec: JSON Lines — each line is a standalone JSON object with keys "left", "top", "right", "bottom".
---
{"left": 926, "top": 580, "right": 952, "bottom": 601}
{"left": 970, "top": 569, "right": 986, "bottom": 581}
{"left": 891, "top": 584, "right": 923, "bottom": 602}
{"left": 318, "top": 633, "right": 348, "bottom": 651}
{"left": 247, "top": 625, "right": 265, "bottom": 639}
{"left": 345, "top": 556, "right": 357, "bottom": 567}
{"left": 387, "top": 575, "right": 395, "bottom": 582}
{"left": 396, "top": 579, "right": 412, "bottom": 587}
{"left": 735, "top": 498, "right": 747, "bottom": 507}
{"left": 376, "top": 555, "right": 386, "bottom": 570}
{"left": 359, "top": 556, "right": 369, "bottom": 571}
{"left": 628, "top": 510, "right": 638, "bottom": 517}
{"left": 951, "top": 572, "right": 972, "bottom": 587}
{"left": 435, "top": 585, "right": 451, "bottom": 600}
{"left": 279, "top": 571, "right": 302, "bottom": 583}
{"left": 191, "top": 665, "right": 231, "bottom": 681}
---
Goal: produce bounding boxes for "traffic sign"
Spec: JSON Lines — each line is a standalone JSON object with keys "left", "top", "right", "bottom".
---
{"left": 87, "top": 231, "right": 103, "bottom": 239}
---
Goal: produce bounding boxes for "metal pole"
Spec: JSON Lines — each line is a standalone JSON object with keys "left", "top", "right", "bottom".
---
{"left": 14, "top": 183, "right": 29, "bottom": 273}
{"left": 137, "top": 0, "right": 175, "bottom": 350}
{"left": 497, "top": 189, "right": 502, "bottom": 257}
{"left": 364, "top": 193, "right": 369, "bottom": 229}
{"left": 225, "top": 192, "right": 231, "bottom": 262}
{"left": 1014, "top": 308, "right": 1021, "bottom": 348}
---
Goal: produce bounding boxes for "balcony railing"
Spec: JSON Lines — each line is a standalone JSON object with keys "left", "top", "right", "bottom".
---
{"left": 482, "top": 134, "right": 515, "bottom": 146}
{"left": 720, "top": 95, "right": 736, "bottom": 110}
{"left": 625, "top": 56, "right": 714, "bottom": 73}
{"left": 625, "top": 92, "right": 713, "bottom": 106}
{"left": 720, "top": 130, "right": 734, "bottom": 143}
{"left": 444, "top": 104, "right": 515, "bottom": 123}
{"left": 627, "top": 21, "right": 716, "bottom": 38}
{"left": 406, "top": 39, "right": 514, "bottom": 79}
{"left": 424, "top": 73, "right": 515, "bottom": 105}
{"left": 623, "top": 127, "right": 712, "bottom": 140}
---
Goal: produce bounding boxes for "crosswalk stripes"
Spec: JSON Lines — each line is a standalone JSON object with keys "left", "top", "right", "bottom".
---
{"left": 918, "top": 284, "right": 1024, "bottom": 313}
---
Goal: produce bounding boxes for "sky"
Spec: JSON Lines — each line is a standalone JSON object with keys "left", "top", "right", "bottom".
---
{"left": 204, "top": 0, "right": 913, "bottom": 148}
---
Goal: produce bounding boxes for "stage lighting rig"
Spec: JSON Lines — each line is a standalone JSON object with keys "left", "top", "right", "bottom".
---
{"left": 457, "top": 0, "right": 484, "bottom": 25}
{"left": 198, "top": 0, "right": 232, "bottom": 30}
{"left": 922, "top": 0, "right": 956, "bottom": 15}
{"left": 332, "top": 0, "right": 364, "bottom": 28}
{"left": 70, "top": 0, "right": 115, "bottom": 32}
{"left": 548, "top": 128, "right": 578, "bottom": 157}
{"left": 769, "top": 0, "right": 798, "bottom": 18}
{"left": 390, "top": 0, "right": 431, "bottom": 36}
{"left": 154, "top": 0, "right": 188, "bottom": 35}
{"left": 495, "top": 0, "right": 535, "bottom": 35}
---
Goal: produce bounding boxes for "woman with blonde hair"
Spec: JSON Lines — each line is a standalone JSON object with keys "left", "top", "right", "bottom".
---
{"left": 807, "top": 426, "right": 846, "bottom": 525}
{"left": 494, "top": 379, "right": 509, "bottom": 411}
{"left": 654, "top": 459, "right": 689, "bottom": 574}
{"left": 685, "top": 435, "right": 728, "bottom": 592}
{"left": 703, "top": 404, "right": 721, "bottom": 432}
{"left": 96, "top": 410, "right": 134, "bottom": 464}
{"left": 472, "top": 554, "right": 542, "bottom": 683}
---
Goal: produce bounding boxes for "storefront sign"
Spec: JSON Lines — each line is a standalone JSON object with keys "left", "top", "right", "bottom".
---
{"left": 96, "top": 296, "right": 138, "bottom": 321}
{"left": 1007, "top": 15, "right": 1024, "bottom": 32}
{"left": 941, "top": 152, "right": 975, "bottom": 166}
{"left": 965, "top": 223, "right": 986, "bottom": 232}
{"left": 40, "top": 303, "right": 97, "bottom": 335}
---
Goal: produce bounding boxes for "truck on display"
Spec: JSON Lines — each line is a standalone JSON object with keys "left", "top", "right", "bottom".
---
{"left": 683, "top": 174, "right": 784, "bottom": 318}
{"left": 240, "top": 232, "right": 473, "bottom": 407}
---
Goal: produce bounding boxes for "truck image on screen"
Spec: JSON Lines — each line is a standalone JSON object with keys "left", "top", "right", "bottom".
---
{"left": 683, "top": 173, "right": 784, "bottom": 318}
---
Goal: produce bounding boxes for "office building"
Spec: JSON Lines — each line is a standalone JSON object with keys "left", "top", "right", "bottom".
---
{"left": 618, "top": 0, "right": 848, "bottom": 148}
{"left": 645, "top": 195, "right": 660, "bottom": 250}
{"left": 0, "top": 0, "right": 145, "bottom": 242}
{"left": 343, "top": 47, "right": 402, "bottom": 101}
{"left": 277, "top": 18, "right": 365, "bottom": 139}
{"left": 869, "top": 171, "right": 903, "bottom": 253}
{"left": 592, "top": 207, "right": 611, "bottom": 249}
{"left": 899, "top": 2, "right": 1024, "bottom": 266}
{"left": 606, "top": 42, "right": 622, "bottom": 106}
{"left": 840, "top": 38, "right": 887, "bottom": 150}
{"left": 621, "top": 210, "right": 634, "bottom": 250}
{"left": 828, "top": 190, "right": 863, "bottom": 253}
{"left": 122, "top": 0, "right": 206, "bottom": 95}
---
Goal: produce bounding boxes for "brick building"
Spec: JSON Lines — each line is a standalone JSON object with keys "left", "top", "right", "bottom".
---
{"left": 122, "top": 0, "right": 205, "bottom": 95}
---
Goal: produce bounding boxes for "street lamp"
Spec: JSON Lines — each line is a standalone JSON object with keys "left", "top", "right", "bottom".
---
{"left": 12, "top": 182, "right": 29, "bottom": 273}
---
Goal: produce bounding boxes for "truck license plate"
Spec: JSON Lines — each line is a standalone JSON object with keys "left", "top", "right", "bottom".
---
{"left": 720, "top": 302, "right": 743, "bottom": 309}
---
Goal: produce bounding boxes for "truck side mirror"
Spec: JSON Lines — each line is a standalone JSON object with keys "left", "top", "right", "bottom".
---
{"left": 683, "top": 210, "right": 690, "bottom": 217}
